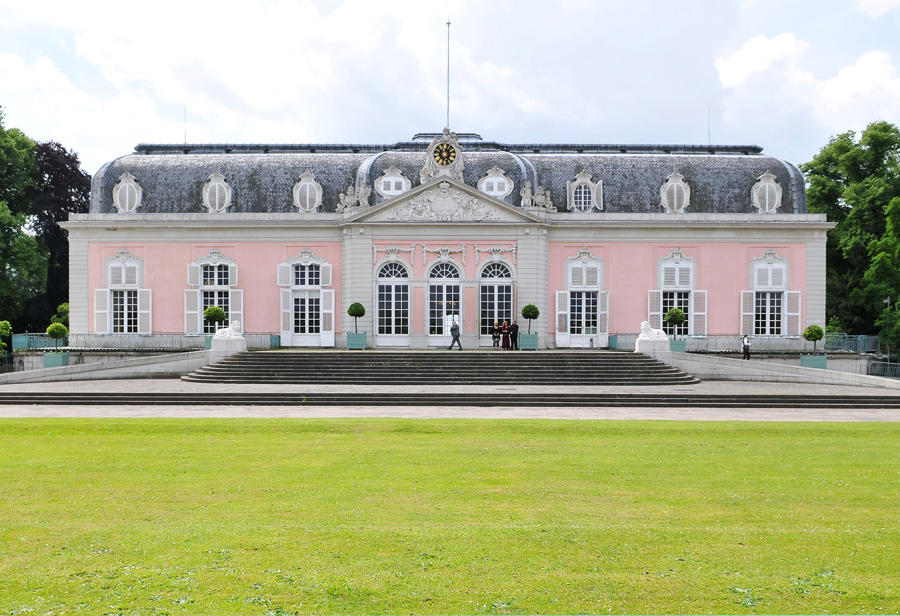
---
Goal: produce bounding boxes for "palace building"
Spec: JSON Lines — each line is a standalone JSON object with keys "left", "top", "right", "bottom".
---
{"left": 63, "top": 129, "right": 831, "bottom": 349}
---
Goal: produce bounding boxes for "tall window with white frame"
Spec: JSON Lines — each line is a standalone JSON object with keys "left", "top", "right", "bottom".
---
{"left": 479, "top": 262, "right": 513, "bottom": 336}
{"left": 95, "top": 250, "right": 152, "bottom": 335}
{"left": 649, "top": 250, "right": 707, "bottom": 337}
{"left": 293, "top": 263, "right": 321, "bottom": 335}
{"left": 185, "top": 250, "right": 241, "bottom": 336}
{"left": 741, "top": 252, "right": 800, "bottom": 336}
{"left": 428, "top": 263, "right": 460, "bottom": 336}
{"left": 556, "top": 252, "right": 608, "bottom": 348}
{"left": 377, "top": 262, "right": 410, "bottom": 336}
{"left": 201, "top": 263, "right": 231, "bottom": 334}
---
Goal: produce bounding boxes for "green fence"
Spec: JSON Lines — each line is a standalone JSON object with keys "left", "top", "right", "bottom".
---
{"left": 610, "top": 333, "right": 874, "bottom": 353}
{"left": 13, "top": 332, "right": 280, "bottom": 351}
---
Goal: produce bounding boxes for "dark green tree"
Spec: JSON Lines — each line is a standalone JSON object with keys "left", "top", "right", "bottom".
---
{"left": 801, "top": 121, "right": 900, "bottom": 338}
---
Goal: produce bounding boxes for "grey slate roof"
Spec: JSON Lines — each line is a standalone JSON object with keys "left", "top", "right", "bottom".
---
{"left": 90, "top": 139, "right": 806, "bottom": 215}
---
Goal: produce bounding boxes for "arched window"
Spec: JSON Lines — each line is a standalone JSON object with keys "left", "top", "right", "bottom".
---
{"left": 428, "top": 262, "right": 460, "bottom": 336}
{"left": 751, "top": 172, "right": 783, "bottom": 213}
{"left": 566, "top": 171, "right": 602, "bottom": 211}
{"left": 479, "top": 262, "right": 513, "bottom": 336}
{"left": 377, "top": 262, "right": 410, "bottom": 337}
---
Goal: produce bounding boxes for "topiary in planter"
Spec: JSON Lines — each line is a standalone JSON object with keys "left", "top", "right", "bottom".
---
{"left": 664, "top": 307, "right": 686, "bottom": 340}
{"left": 521, "top": 304, "right": 540, "bottom": 334}
{"left": 204, "top": 306, "right": 227, "bottom": 330}
{"left": 803, "top": 324, "right": 825, "bottom": 354}
{"left": 348, "top": 302, "right": 366, "bottom": 334}
{"left": 46, "top": 322, "right": 68, "bottom": 349}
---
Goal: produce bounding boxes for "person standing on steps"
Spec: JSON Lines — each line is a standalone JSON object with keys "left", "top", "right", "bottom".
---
{"left": 491, "top": 321, "right": 501, "bottom": 348}
{"left": 448, "top": 318, "right": 462, "bottom": 350}
{"left": 501, "top": 320, "right": 510, "bottom": 350}
{"left": 742, "top": 334, "right": 751, "bottom": 360}
{"left": 509, "top": 320, "right": 519, "bottom": 350}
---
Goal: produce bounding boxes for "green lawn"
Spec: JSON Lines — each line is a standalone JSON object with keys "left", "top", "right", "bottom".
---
{"left": 1, "top": 419, "right": 898, "bottom": 615}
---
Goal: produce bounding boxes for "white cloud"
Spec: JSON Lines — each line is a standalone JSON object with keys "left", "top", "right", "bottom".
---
{"left": 856, "top": 0, "right": 900, "bottom": 17}
{"left": 714, "top": 33, "right": 810, "bottom": 88}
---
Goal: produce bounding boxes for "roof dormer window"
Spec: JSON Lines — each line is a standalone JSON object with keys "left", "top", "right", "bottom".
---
{"left": 202, "top": 173, "right": 232, "bottom": 213}
{"left": 112, "top": 173, "right": 142, "bottom": 213}
{"left": 660, "top": 171, "right": 690, "bottom": 213}
{"left": 751, "top": 171, "right": 783, "bottom": 213}
{"left": 477, "top": 167, "right": 513, "bottom": 198}
{"left": 374, "top": 166, "right": 411, "bottom": 199}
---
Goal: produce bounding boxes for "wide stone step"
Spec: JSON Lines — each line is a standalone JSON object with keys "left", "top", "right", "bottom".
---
{"left": 3, "top": 391, "right": 900, "bottom": 409}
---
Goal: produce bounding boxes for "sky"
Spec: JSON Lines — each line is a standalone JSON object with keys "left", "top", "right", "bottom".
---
{"left": 1, "top": 0, "right": 899, "bottom": 175}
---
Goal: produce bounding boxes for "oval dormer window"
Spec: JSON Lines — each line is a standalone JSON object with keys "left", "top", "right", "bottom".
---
{"left": 112, "top": 173, "right": 142, "bottom": 213}
{"left": 202, "top": 173, "right": 232, "bottom": 213}
{"left": 751, "top": 171, "right": 782, "bottom": 214}
{"left": 660, "top": 171, "right": 690, "bottom": 213}
{"left": 292, "top": 172, "right": 323, "bottom": 212}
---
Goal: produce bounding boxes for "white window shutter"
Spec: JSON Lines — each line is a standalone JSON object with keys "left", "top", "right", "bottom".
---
{"left": 137, "top": 289, "right": 152, "bottom": 334}
{"left": 678, "top": 265, "right": 692, "bottom": 289}
{"left": 741, "top": 290, "right": 755, "bottom": 336}
{"left": 109, "top": 264, "right": 123, "bottom": 287}
{"left": 321, "top": 263, "right": 332, "bottom": 287}
{"left": 662, "top": 266, "right": 676, "bottom": 289}
{"left": 772, "top": 265, "right": 786, "bottom": 288}
{"left": 94, "top": 289, "right": 109, "bottom": 334}
{"left": 321, "top": 289, "right": 335, "bottom": 347}
{"left": 277, "top": 263, "right": 291, "bottom": 286}
{"left": 648, "top": 290, "right": 663, "bottom": 330}
{"left": 281, "top": 288, "right": 292, "bottom": 345}
{"left": 185, "top": 289, "right": 200, "bottom": 335}
{"left": 755, "top": 265, "right": 770, "bottom": 288}
{"left": 598, "top": 290, "right": 609, "bottom": 335}
{"left": 570, "top": 265, "right": 583, "bottom": 287}
{"left": 555, "top": 290, "right": 570, "bottom": 347}
{"left": 229, "top": 289, "right": 243, "bottom": 329}
{"left": 124, "top": 264, "right": 139, "bottom": 287}
{"left": 187, "top": 263, "right": 200, "bottom": 287}
{"left": 585, "top": 266, "right": 599, "bottom": 288}
{"left": 692, "top": 290, "right": 707, "bottom": 336}
{"left": 229, "top": 264, "right": 239, "bottom": 287}
{"left": 786, "top": 291, "right": 801, "bottom": 336}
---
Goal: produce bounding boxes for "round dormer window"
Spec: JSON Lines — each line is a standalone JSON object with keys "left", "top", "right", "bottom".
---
{"left": 202, "top": 173, "right": 232, "bottom": 213}
{"left": 112, "top": 173, "right": 142, "bottom": 213}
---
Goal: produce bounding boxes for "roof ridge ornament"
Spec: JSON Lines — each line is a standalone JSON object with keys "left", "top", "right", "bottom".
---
{"left": 420, "top": 128, "right": 464, "bottom": 184}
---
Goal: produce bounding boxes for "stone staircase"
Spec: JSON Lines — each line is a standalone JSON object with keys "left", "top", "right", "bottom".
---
{"left": 181, "top": 350, "right": 699, "bottom": 386}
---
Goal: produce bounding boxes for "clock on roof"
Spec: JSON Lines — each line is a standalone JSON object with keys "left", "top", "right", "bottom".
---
{"left": 433, "top": 143, "right": 456, "bottom": 166}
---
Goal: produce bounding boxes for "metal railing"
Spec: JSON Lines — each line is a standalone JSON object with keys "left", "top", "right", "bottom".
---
{"left": 867, "top": 361, "right": 900, "bottom": 379}
{"left": 609, "top": 333, "right": 874, "bottom": 354}
{"left": 13, "top": 332, "right": 280, "bottom": 351}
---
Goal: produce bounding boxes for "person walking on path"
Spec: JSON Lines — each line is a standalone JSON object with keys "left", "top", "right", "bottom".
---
{"left": 501, "top": 321, "right": 510, "bottom": 350}
{"left": 491, "top": 321, "right": 501, "bottom": 347}
{"left": 742, "top": 334, "right": 751, "bottom": 360}
{"left": 509, "top": 320, "right": 519, "bottom": 350}
{"left": 448, "top": 319, "right": 462, "bottom": 350}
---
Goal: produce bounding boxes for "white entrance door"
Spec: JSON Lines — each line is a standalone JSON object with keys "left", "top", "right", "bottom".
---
{"left": 428, "top": 283, "right": 460, "bottom": 346}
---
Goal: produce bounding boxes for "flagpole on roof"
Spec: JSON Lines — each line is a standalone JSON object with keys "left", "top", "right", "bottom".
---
{"left": 446, "top": 18, "right": 451, "bottom": 129}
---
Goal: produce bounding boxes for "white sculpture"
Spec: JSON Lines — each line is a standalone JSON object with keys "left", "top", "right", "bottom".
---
{"left": 638, "top": 320, "right": 668, "bottom": 340}
{"left": 214, "top": 320, "right": 243, "bottom": 339}
{"left": 337, "top": 184, "right": 358, "bottom": 212}
{"left": 520, "top": 181, "right": 534, "bottom": 207}
{"left": 356, "top": 180, "right": 371, "bottom": 207}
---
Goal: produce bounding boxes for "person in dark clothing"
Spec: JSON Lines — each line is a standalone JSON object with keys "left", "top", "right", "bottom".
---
{"left": 501, "top": 320, "right": 510, "bottom": 349}
{"left": 742, "top": 334, "right": 751, "bottom": 360}
{"left": 509, "top": 320, "right": 519, "bottom": 350}
{"left": 448, "top": 319, "right": 462, "bottom": 350}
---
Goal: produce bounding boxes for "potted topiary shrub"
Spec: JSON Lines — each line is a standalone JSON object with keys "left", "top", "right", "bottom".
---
{"left": 346, "top": 302, "right": 367, "bottom": 349}
{"left": 203, "top": 306, "right": 227, "bottom": 349}
{"left": 44, "top": 322, "right": 69, "bottom": 368}
{"left": 664, "top": 307, "right": 687, "bottom": 352}
{"left": 519, "top": 304, "right": 540, "bottom": 350}
{"left": 801, "top": 324, "right": 826, "bottom": 369}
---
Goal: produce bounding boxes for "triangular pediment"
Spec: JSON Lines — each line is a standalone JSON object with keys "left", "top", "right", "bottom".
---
{"left": 344, "top": 177, "right": 544, "bottom": 224}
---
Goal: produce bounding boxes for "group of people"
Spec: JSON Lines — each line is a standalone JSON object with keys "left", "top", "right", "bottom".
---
{"left": 447, "top": 319, "right": 521, "bottom": 350}
{"left": 492, "top": 320, "right": 520, "bottom": 350}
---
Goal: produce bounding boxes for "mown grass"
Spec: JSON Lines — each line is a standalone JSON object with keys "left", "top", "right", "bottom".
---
{"left": 0, "top": 419, "right": 898, "bottom": 615}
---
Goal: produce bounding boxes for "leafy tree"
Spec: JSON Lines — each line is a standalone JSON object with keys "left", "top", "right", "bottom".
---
{"left": 23, "top": 142, "right": 91, "bottom": 328}
{"left": 0, "top": 109, "right": 45, "bottom": 329}
{"left": 0, "top": 320, "right": 11, "bottom": 351}
{"left": 664, "top": 307, "right": 686, "bottom": 339}
{"left": 50, "top": 303, "right": 69, "bottom": 326}
{"left": 802, "top": 121, "right": 900, "bottom": 339}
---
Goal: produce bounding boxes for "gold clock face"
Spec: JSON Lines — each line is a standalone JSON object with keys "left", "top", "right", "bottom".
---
{"left": 433, "top": 143, "right": 456, "bottom": 166}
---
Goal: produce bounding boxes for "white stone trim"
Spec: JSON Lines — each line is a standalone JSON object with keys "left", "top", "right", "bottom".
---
{"left": 474, "top": 244, "right": 517, "bottom": 266}
{"left": 373, "top": 244, "right": 416, "bottom": 266}
{"left": 422, "top": 243, "right": 466, "bottom": 266}
{"left": 566, "top": 171, "right": 602, "bottom": 212}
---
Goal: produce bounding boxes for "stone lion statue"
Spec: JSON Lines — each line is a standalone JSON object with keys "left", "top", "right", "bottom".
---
{"left": 214, "top": 320, "right": 243, "bottom": 338}
{"left": 638, "top": 320, "right": 668, "bottom": 340}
